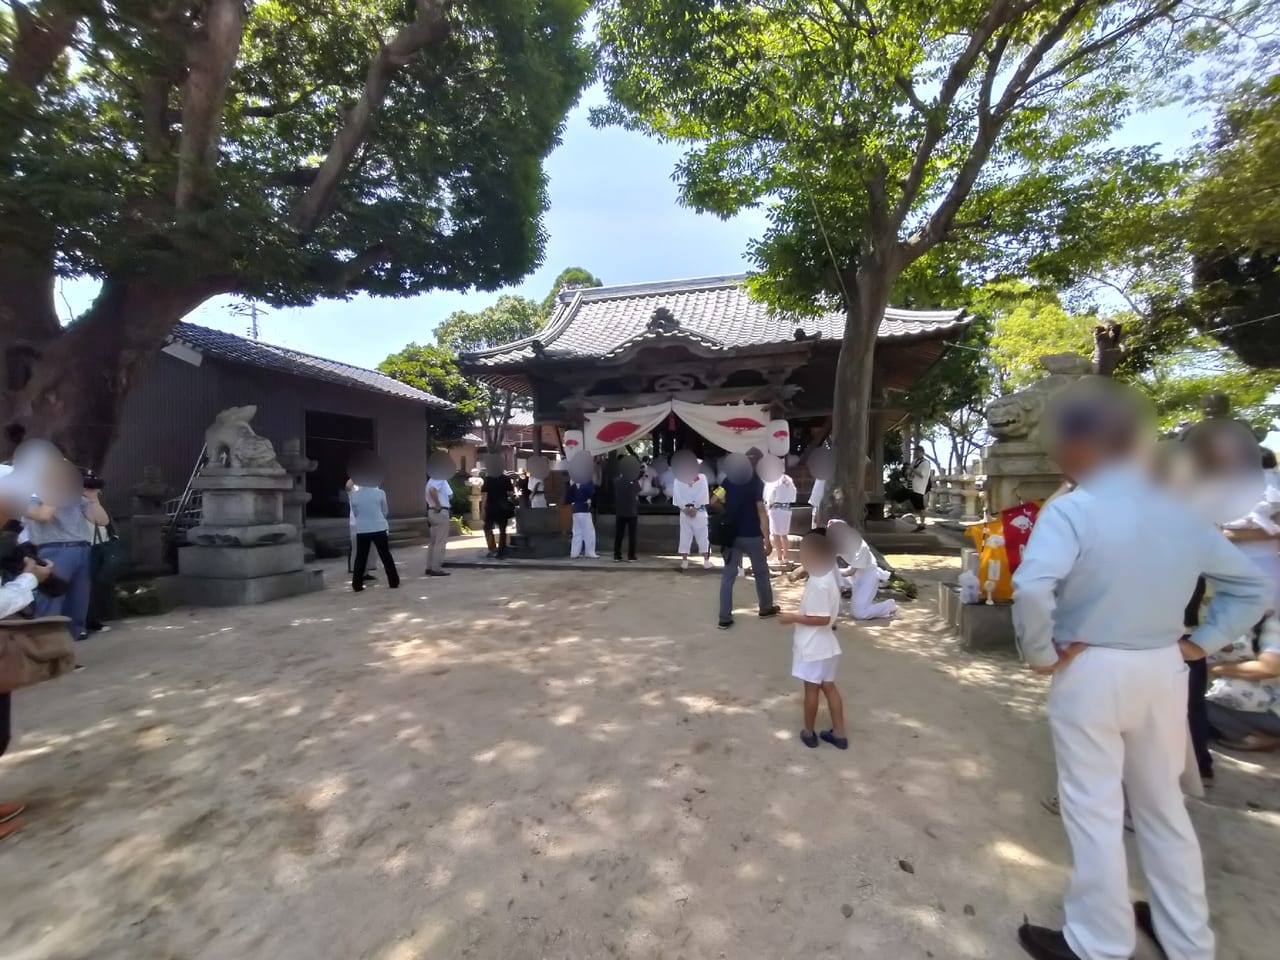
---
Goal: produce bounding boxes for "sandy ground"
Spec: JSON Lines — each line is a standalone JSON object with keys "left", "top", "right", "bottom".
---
{"left": 1, "top": 547, "right": 1277, "bottom": 960}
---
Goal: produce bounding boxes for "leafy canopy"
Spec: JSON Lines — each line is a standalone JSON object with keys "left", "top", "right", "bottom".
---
{"left": 376, "top": 342, "right": 475, "bottom": 443}
{"left": 0, "top": 0, "right": 594, "bottom": 308}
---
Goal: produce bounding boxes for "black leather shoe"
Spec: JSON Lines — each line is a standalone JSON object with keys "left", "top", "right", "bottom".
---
{"left": 1134, "top": 901, "right": 1165, "bottom": 957}
{"left": 1017, "top": 923, "right": 1082, "bottom": 960}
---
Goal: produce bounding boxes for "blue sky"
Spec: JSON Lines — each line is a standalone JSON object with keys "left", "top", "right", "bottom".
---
{"left": 59, "top": 84, "right": 1202, "bottom": 371}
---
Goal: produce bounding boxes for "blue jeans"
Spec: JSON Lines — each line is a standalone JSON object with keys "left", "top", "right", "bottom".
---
{"left": 719, "top": 536, "right": 773, "bottom": 622}
{"left": 33, "top": 542, "right": 92, "bottom": 640}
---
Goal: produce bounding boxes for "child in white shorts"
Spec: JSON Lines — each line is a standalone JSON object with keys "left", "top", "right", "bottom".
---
{"left": 778, "top": 529, "right": 847, "bottom": 749}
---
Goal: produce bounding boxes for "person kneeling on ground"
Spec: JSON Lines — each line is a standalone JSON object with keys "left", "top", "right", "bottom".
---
{"left": 778, "top": 529, "right": 847, "bottom": 749}
{"left": 826, "top": 519, "right": 897, "bottom": 620}
{"left": 1204, "top": 612, "right": 1280, "bottom": 752}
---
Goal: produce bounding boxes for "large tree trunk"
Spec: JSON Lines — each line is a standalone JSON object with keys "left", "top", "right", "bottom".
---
{"left": 2, "top": 280, "right": 227, "bottom": 469}
{"left": 827, "top": 275, "right": 890, "bottom": 528}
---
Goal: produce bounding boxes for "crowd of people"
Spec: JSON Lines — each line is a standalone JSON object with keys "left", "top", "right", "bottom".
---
{"left": 1009, "top": 384, "right": 1278, "bottom": 960}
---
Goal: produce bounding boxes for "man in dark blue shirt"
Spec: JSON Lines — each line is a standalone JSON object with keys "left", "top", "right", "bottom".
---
{"left": 718, "top": 451, "right": 778, "bottom": 628}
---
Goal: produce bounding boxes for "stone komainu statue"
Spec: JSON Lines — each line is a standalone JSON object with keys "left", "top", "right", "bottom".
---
{"left": 204, "top": 405, "right": 280, "bottom": 470}
{"left": 985, "top": 353, "right": 1092, "bottom": 447}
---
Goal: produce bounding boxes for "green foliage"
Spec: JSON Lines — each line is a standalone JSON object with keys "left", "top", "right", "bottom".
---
{"left": 435, "top": 295, "right": 546, "bottom": 355}
{"left": 542, "top": 266, "right": 603, "bottom": 312}
{"left": 433, "top": 294, "right": 547, "bottom": 448}
{"left": 377, "top": 343, "right": 474, "bottom": 443}
{"left": 1185, "top": 73, "right": 1280, "bottom": 368}
{"left": 595, "top": 0, "right": 1220, "bottom": 520}
{"left": 1, "top": 0, "right": 593, "bottom": 303}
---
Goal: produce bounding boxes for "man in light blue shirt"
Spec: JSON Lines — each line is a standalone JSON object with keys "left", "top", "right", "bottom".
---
{"left": 348, "top": 479, "right": 399, "bottom": 592}
{"left": 1013, "top": 385, "right": 1270, "bottom": 960}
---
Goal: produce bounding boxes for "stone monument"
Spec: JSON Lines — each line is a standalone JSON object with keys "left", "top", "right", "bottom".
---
{"left": 176, "top": 406, "right": 323, "bottom": 605}
{"left": 128, "top": 465, "right": 173, "bottom": 574}
{"left": 979, "top": 353, "right": 1090, "bottom": 513}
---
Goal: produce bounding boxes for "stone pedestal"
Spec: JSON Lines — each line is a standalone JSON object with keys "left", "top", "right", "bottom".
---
{"left": 978, "top": 440, "right": 1062, "bottom": 514}
{"left": 177, "top": 466, "right": 323, "bottom": 606}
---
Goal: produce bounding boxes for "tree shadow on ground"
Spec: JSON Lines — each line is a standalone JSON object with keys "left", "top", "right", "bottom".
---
{"left": 0, "top": 558, "right": 1272, "bottom": 959}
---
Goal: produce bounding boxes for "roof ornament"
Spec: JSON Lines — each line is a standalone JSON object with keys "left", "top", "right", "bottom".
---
{"left": 530, "top": 339, "right": 546, "bottom": 357}
{"left": 647, "top": 307, "right": 679, "bottom": 333}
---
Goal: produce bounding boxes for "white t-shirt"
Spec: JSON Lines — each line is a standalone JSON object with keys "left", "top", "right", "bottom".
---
{"left": 794, "top": 569, "right": 842, "bottom": 662}
{"left": 671, "top": 475, "right": 709, "bottom": 509}
{"left": 425, "top": 478, "right": 452, "bottom": 509}
{"left": 910, "top": 457, "right": 934, "bottom": 495}
{"left": 765, "top": 475, "right": 796, "bottom": 507}
{"left": 808, "top": 478, "right": 825, "bottom": 508}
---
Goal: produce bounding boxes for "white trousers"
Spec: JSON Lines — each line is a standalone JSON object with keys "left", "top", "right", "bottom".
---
{"left": 768, "top": 507, "right": 792, "bottom": 538}
{"left": 849, "top": 567, "right": 896, "bottom": 620}
{"left": 678, "top": 512, "right": 709, "bottom": 555}
{"left": 571, "top": 513, "right": 597, "bottom": 557}
{"left": 1049, "top": 645, "right": 1213, "bottom": 960}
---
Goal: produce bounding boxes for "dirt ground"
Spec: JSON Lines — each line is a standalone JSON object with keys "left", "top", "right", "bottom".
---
{"left": 1, "top": 549, "right": 1277, "bottom": 960}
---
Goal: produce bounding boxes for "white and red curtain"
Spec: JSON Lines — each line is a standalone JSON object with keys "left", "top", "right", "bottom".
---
{"left": 583, "top": 400, "right": 774, "bottom": 455}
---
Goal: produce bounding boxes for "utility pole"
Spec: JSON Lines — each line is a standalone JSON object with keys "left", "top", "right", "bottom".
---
{"left": 228, "top": 300, "right": 264, "bottom": 339}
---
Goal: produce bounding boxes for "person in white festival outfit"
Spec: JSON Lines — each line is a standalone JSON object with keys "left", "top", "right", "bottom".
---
{"left": 671, "top": 469, "right": 712, "bottom": 569}
{"left": 827, "top": 520, "right": 897, "bottom": 620}
{"left": 764, "top": 471, "right": 796, "bottom": 572}
{"left": 1011, "top": 387, "right": 1270, "bottom": 960}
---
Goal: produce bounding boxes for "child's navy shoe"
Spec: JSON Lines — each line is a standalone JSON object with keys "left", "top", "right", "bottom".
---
{"left": 799, "top": 729, "right": 819, "bottom": 748}
{"left": 819, "top": 730, "right": 849, "bottom": 750}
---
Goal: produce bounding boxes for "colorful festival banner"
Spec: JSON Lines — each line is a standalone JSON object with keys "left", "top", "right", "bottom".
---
{"left": 1000, "top": 501, "right": 1042, "bottom": 575}
{"left": 670, "top": 400, "right": 772, "bottom": 454}
{"left": 584, "top": 402, "right": 672, "bottom": 455}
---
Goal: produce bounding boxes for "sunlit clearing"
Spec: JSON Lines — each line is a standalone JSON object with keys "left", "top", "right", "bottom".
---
{"left": 992, "top": 839, "right": 1055, "bottom": 869}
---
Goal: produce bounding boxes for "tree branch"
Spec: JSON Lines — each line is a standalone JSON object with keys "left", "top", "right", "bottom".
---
{"left": 291, "top": 0, "right": 452, "bottom": 236}
{"left": 890, "top": 0, "right": 1023, "bottom": 225}
{"left": 241, "top": 87, "right": 320, "bottom": 118}
{"left": 175, "top": 0, "right": 247, "bottom": 212}
{"left": 5, "top": 1, "right": 80, "bottom": 91}
{"left": 334, "top": 243, "right": 393, "bottom": 290}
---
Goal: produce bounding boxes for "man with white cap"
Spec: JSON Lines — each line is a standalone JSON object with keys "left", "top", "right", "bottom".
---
{"left": 1012, "top": 381, "right": 1270, "bottom": 960}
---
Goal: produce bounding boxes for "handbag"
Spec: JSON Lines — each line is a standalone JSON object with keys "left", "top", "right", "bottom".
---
{"left": 0, "top": 616, "right": 76, "bottom": 693}
{"left": 709, "top": 512, "right": 738, "bottom": 552}
{"left": 91, "top": 524, "right": 129, "bottom": 584}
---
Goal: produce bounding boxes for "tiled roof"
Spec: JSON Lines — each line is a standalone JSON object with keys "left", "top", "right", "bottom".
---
{"left": 169, "top": 323, "right": 453, "bottom": 409}
{"left": 464, "top": 275, "right": 967, "bottom": 367}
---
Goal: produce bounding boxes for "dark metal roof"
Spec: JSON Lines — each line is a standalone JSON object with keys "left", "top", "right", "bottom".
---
{"left": 463, "top": 274, "right": 967, "bottom": 368}
{"left": 169, "top": 322, "right": 453, "bottom": 409}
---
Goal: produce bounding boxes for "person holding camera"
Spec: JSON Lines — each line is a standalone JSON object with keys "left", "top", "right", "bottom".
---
{"left": 1, "top": 549, "right": 57, "bottom": 842}
{"left": 24, "top": 462, "right": 109, "bottom": 641}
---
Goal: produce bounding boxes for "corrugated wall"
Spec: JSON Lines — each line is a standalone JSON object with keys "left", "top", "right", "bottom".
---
{"left": 102, "top": 351, "right": 428, "bottom": 519}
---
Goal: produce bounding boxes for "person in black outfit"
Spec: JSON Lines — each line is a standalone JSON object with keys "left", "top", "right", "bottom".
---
{"left": 482, "top": 471, "right": 515, "bottom": 559}
{"left": 613, "top": 470, "right": 640, "bottom": 562}
{"left": 1183, "top": 576, "right": 1213, "bottom": 786}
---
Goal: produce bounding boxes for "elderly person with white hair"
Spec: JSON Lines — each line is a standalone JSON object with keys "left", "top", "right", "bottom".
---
{"left": 1012, "top": 381, "right": 1270, "bottom": 960}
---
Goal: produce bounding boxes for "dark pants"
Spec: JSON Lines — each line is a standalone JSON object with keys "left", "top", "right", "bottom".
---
{"left": 353, "top": 532, "right": 398, "bottom": 590}
{"left": 719, "top": 536, "right": 774, "bottom": 622}
{"left": 614, "top": 516, "right": 637, "bottom": 560}
{"left": 1206, "top": 700, "right": 1280, "bottom": 741}
{"left": 484, "top": 514, "right": 509, "bottom": 556}
{"left": 908, "top": 491, "right": 926, "bottom": 511}
{"left": 1184, "top": 576, "right": 1212, "bottom": 779}
{"left": 1187, "top": 657, "right": 1213, "bottom": 780}
{"left": 1, "top": 692, "right": 10, "bottom": 757}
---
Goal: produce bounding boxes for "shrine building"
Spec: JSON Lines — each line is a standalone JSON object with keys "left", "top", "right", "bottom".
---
{"left": 461, "top": 274, "right": 968, "bottom": 516}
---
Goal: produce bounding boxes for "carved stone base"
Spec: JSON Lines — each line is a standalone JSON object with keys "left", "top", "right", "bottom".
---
{"left": 177, "top": 568, "right": 324, "bottom": 607}
{"left": 178, "top": 541, "right": 304, "bottom": 579}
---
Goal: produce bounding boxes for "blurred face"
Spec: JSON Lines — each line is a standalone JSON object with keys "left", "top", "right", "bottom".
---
{"left": 798, "top": 538, "right": 835, "bottom": 576}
